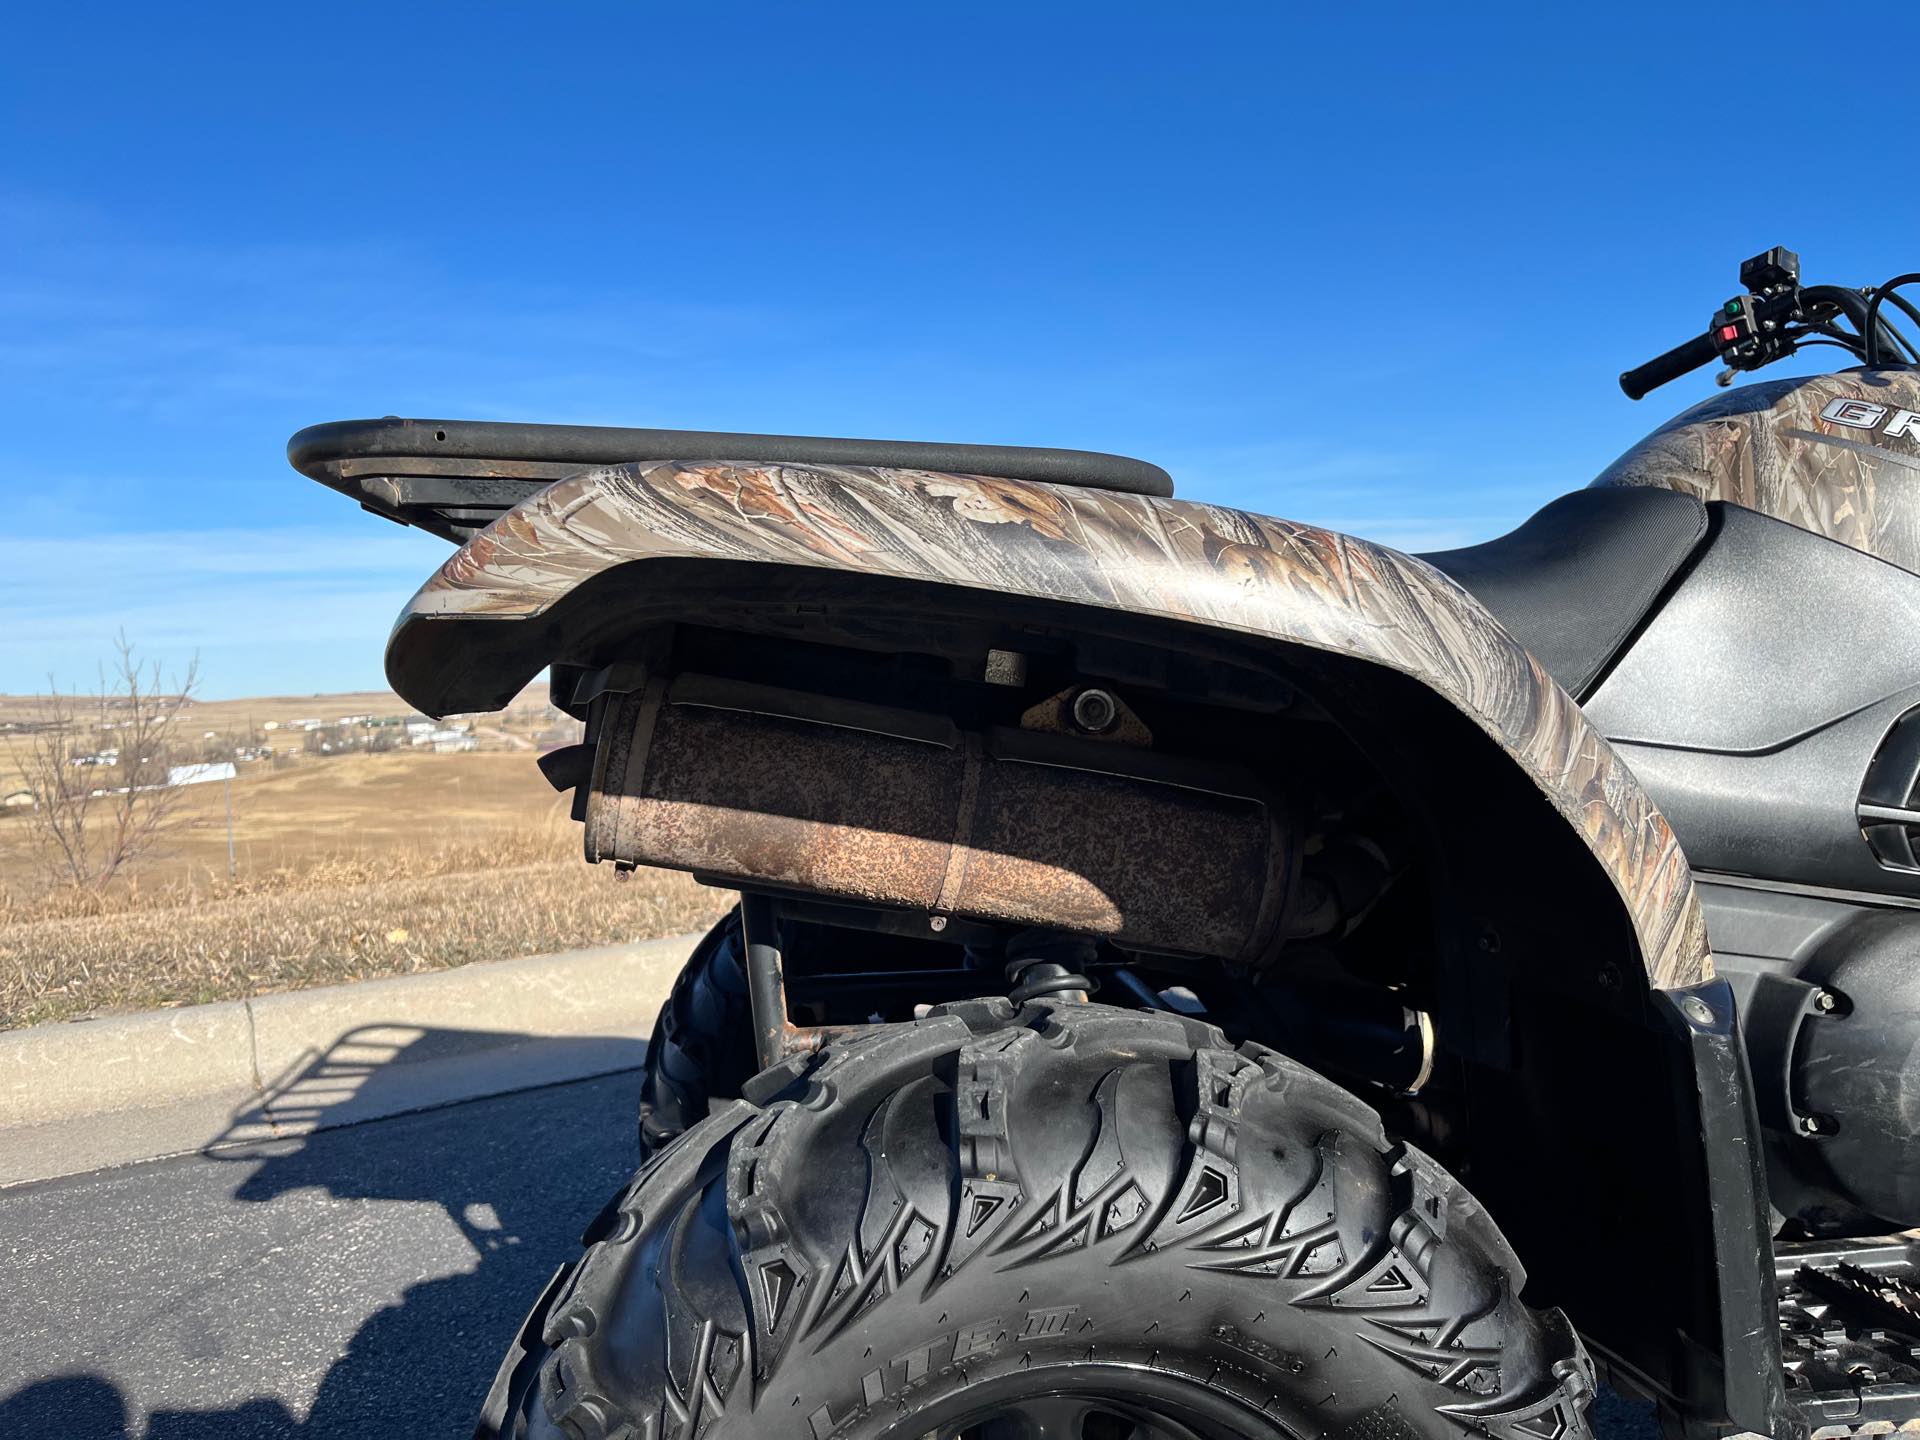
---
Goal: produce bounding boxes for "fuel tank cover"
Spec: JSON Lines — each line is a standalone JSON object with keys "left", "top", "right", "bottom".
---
{"left": 1583, "top": 503, "right": 1920, "bottom": 753}
{"left": 1594, "top": 367, "right": 1920, "bottom": 575}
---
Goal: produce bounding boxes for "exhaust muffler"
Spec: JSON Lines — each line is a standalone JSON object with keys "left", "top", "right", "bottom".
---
{"left": 581, "top": 674, "right": 1296, "bottom": 965}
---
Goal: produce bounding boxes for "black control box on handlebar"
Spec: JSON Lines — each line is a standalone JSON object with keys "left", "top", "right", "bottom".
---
{"left": 1620, "top": 247, "right": 1802, "bottom": 400}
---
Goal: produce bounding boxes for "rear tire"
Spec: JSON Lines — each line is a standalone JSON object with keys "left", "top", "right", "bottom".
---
{"left": 485, "top": 1000, "right": 1594, "bottom": 1440}
{"left": 638, "top": 911, "right": 756, "bottom": 1159}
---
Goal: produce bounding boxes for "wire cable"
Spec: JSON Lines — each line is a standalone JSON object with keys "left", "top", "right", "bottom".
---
{"left": 1798, "top": 319, "right": 1871, "bottom": 358}
{"left": 1789, "top": 337, "right": 1874, "bottom": 359}
{"left": 1876, "top": 290, "right": 1920, "bottom": 360}
{"left": 1865, "top": 274, "right": 1920, "bottom": 366}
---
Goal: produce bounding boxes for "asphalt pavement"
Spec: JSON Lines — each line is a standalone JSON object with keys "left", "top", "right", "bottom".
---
{"left": 0, "top": 1070, "right": 643, "bottom": 1439}
{"left": 0, "top": 1066, "right": 1660, "bottom": 1440}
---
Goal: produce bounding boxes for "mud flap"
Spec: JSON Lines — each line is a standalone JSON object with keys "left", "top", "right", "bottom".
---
{"left": 1662, "top": 980, "right": 1797, "bottom": 1440}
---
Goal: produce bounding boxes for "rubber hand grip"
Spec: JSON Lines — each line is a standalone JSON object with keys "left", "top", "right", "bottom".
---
{"left": 1619, "top": 331, "right": 1721, "bottom": 400}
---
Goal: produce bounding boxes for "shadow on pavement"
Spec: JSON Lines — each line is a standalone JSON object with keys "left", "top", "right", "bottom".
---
{"left": 0, "top": 1024, "right": 645, "bottom": 1439}
{"left": 0, "top": 1025, "right": 1662, "bottom": 1440}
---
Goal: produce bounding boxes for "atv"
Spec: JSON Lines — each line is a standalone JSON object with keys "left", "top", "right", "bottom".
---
{"left": 293, "top": 247, "right": 1920, "bottom": 1440}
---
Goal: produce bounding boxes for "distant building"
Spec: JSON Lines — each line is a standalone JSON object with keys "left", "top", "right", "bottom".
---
{"left": 428, "top": 729, "right": 476, "bottom": 754}
{"left": 167, "top": 762, "right": 237, "bottom": 787}
{"left": 2, "top": 789, "right": 33, "bottom": 810}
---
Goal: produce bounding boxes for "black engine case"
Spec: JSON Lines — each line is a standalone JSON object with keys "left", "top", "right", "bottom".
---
{"left": 1705, "top": 882, "right": 1920, "bottom": 1233}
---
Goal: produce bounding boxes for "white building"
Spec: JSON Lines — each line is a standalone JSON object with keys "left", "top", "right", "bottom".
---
{"left": 167, "top": 762, "right": 237, "bottom": 787}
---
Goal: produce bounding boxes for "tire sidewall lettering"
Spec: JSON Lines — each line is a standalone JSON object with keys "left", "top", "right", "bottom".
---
{"left": 811, "top": 1307, "right": 1095, "bottom": 1437}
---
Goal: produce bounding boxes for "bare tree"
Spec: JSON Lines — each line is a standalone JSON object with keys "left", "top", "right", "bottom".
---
{"left": 6, "top": 636, "right": 201, "bottom": 893}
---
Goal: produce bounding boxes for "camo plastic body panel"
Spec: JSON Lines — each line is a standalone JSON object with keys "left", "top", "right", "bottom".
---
{"left": 401, "top": 461, "right": 1711, "bottom": 989}
{"left": 1595, "top": 367, "right": 1920, "bottom": 573}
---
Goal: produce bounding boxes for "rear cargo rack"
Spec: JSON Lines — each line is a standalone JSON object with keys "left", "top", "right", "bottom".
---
{"left": 289, "top": 416, "right": 1175, "bottom": 542}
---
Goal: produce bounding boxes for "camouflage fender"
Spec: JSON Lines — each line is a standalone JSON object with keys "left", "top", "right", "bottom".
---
{"left": 395, "top": 460, "right": 1711, "bottom": 991}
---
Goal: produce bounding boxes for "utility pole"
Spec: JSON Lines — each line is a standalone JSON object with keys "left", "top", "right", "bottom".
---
{"left": 225, "top": 771, "right": 236, "bottom": 879}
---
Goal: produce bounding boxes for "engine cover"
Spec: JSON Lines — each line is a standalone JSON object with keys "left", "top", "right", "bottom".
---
{"left": 1791, "top": 910, "right": 1920, "bottom": 1229}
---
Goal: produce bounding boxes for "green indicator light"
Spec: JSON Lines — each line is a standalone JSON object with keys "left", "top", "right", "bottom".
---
{"left": 1727, "top": 299, "right": 1743, "bottom": 315}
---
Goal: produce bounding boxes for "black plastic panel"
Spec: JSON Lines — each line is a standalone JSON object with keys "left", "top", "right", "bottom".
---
{"left": 1696, "top": 881, "right": 1865, "bottom": 966}
{"left": 1859, "top": 707, "right": 1920, "bottom": 809}
{"left": 1584, "top": 503, "right": 1920, "bottom": 753}
{"left": 1612, "top": 685, "right": 1920, "bottom": 901}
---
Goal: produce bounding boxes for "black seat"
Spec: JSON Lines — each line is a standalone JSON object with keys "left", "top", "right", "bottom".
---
{"left": 1418, "top": 486, "right": 1709, "bottom": 698}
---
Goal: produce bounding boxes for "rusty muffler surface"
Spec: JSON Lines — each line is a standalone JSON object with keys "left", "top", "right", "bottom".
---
{"left": 583, "top": 676, "right": 1295, "bottom": 964}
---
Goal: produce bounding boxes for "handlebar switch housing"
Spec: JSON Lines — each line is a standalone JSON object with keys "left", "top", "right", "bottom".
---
{"left": 1710, "top": 297, "right": 1764, "bottom": 362}
{"left": 1711, "top": 282, "right": 1803, "bottom": 376}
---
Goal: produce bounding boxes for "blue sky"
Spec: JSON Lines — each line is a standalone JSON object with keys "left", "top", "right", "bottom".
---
{"left": 3, "top": 3, "right": 1914, "bottom": 698}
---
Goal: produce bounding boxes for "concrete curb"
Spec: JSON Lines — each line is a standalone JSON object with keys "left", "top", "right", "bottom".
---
{"left": 0, "top": 932, "right": 701, "bottom": 1187}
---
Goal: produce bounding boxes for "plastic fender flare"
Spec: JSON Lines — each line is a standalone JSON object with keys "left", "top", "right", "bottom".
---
{"left": 390, "top": 461, "right": 1710, "bottom": 992}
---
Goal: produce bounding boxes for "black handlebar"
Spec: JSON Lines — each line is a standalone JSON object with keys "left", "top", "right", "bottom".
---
{"left": 1617, "top": 251, "right": 1920, "bottom": 400}
{"left": 1619, "top": 331, "right": 1721, "bottom": 400}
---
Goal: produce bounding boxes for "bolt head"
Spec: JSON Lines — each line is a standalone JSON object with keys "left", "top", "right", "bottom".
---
{"left": 1679, "top": 995, "right": 1715, "bottom": 1027}
{"left": 1813, "top": 989, "right": 1838, "bottom": 1013}
{"left": 1070, "top": 687, "right": 1119, "bottom": 734}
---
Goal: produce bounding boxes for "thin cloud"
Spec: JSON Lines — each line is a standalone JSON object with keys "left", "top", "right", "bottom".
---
{"left": 1163, "top": 438, "right": 1548, "bottom": 553}
{"left": 1, "top": 527, "right": 444, "bottom": 696}
{"left": 0, "top": 211, "right": 808, "bottom": 429}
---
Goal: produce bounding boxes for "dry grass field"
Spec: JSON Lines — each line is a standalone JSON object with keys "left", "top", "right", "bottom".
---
{"left": 0, "top": 713, "right": 731, "bottom": 1029}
